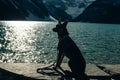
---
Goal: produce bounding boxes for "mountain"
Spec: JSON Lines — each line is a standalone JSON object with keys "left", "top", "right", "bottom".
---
{"left": 0, "top": 0, "right": 25, "bottom": 20}
{"left": 43, "top": 0, "right": 72, "bottom": 21}
{"left": 0, "top": 0, "right": 94, "bottom": 21}
{"left": 75, "top": 0, "right": 120, "bottom": 23}
{"left": 0, "top": 0, "right": 51, "bottom": 21}
{"left": 44, "top": 0, "right": 94, "bottom": 20}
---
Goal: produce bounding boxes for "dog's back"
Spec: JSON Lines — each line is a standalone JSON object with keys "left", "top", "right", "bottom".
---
{"left": 58, "top": 35, "right": 85, "bottom": 62}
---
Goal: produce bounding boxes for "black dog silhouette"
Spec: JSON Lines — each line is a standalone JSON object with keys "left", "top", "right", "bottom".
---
{"left": 53, "top": 20, "right": 89, "bottom": 80}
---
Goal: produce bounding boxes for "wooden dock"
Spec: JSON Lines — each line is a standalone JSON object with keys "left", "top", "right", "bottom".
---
{"left": 0, "top": 63, "right": 120, "bottom": 80}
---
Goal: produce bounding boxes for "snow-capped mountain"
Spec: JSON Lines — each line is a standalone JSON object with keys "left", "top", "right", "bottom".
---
{"left": 0, "top": 0, "right": 120, "bottom": 23}
{"left": 44, "top": 0, "right": 94, "bottom": 19}
{"left": 0, "top": 0, "right": 95, "bottom": 21}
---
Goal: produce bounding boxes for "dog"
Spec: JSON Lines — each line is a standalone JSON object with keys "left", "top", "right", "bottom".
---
{"left": 52, "top": 20, "right": 89, "bottom": 80}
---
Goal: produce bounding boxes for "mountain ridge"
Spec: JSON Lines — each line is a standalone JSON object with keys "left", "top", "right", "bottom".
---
{"left": 0, "top": 0, "right": 93, "bottom": 21}
{"left": 75, "top": 0, "right": 120, "bottom": 24}
{"left": 0, "top": 0, "right": 120, "bottom": 23}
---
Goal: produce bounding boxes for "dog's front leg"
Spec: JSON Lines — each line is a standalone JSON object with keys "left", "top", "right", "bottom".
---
{"left": 53, "top": 52, "right": 66, "bottom": 74}
{"left": 54, "top": 52, "right": 64, "bottom": 69}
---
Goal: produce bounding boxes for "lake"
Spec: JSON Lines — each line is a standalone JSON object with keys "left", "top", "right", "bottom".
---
{"left": 0, "top": 21, "right": 120, "bottom": 64}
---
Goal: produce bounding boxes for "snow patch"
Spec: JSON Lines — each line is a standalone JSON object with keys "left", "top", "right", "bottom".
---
{"left": 55, "top": 5, "right": 61, "bottom": 8}
{"left": 49, "top": 15, "right": 57, "bottom": 21}
{"left": 65, "top": 7, "right": 85, "bottom": 18}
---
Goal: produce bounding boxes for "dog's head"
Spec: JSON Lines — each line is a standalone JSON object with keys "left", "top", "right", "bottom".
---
{"left": 52, "top": 21, "right": 69, "bottom": 36}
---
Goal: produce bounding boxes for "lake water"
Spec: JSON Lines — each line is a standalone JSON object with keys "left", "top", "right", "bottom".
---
{"left": 0, "top": 21, "right": 120, "bottom": 64}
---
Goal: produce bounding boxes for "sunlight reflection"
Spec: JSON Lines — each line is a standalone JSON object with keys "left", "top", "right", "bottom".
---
{"left": 1, "top": 21, "right": 56, "bottom": 63}
{"left": 6, "top": 21, "right": 36, "bottom": 27}
{"left": 5, "top": 21, "right": 37, "bottom": 51}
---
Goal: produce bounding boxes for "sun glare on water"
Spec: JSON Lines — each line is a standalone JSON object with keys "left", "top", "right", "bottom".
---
{"left": 0, "top": 21, "right": 55, "bottom": 63}
{"left": 5, "top": 21, "right": 36, "bottom": 39}
{"left": 4, "top": 21, "right": 38, "bottom": 51}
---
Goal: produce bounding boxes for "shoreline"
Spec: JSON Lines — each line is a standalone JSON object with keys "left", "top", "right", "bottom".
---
{"left": 0, "top": 63, "right": 120, "bottom": 80}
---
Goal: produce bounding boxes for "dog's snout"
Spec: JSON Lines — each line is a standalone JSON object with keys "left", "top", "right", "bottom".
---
{"left": 53, "top": 24, "right": 60, "bottom": 32}
{"left": 52, "top": 27, "right": 57, "bottom": 32}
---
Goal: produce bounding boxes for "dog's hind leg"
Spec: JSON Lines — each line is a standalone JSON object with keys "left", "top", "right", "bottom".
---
{"left": 68, "top": 60, "right": 90, "bottom": 80}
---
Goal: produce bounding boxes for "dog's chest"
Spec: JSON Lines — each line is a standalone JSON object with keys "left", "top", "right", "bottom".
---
{"left": 58, "top": 37, "right": 74, "bottom": 52}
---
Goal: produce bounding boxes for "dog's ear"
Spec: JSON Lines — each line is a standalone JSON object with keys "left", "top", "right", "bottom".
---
{"left": 58, "top": 19, "right": 61, "bottom": 25}
{"left": 62, "top": 20, "right": 68, "bottom": 28}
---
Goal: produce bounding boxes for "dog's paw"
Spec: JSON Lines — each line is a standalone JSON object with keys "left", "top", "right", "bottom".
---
{"left": 64, "top": 70, "right": 72, "bottom": 75}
